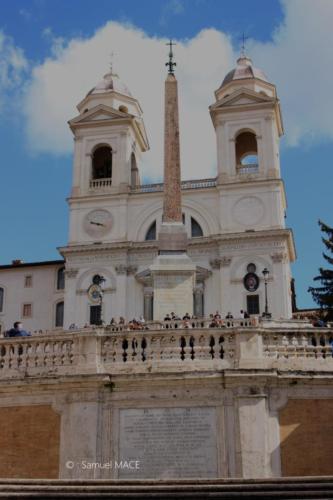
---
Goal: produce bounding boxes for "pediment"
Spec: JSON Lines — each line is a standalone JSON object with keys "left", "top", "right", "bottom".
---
{"left": 213, "top": 89, "right": 274, "bottom": 110}
{"left": 69, "top": 104, "right": 132, "bottom": 125}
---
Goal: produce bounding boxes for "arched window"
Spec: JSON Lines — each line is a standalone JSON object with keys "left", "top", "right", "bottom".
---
{"left": 235, "top": 131, "right": 258, "bottom": 173}
{"left": 57, "top": 267, "right": 65, "bottom": 290}
{"left": 131, "top": 153, "right": 139, "bottom": 188}
{"left": 145, "top": 221, "right": 156, "bottom": 241}
{"left": 191, "top": 217, "right": 203, "bottom": 237}
{"left": 0, "top": 287, "right": 3, "bottom": 313}
{"left": 55, "top": 301, "right": 64, "bottom": 327}
{"left": 92, "top": 146, "right": 112, "bottom": 180}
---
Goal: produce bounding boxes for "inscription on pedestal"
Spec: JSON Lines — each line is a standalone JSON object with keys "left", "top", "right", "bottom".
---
{"left": 118, "top": 407, "right": 218, "bottom": 479}
{"left": 153, "top": 273, "right": 194, "bottom": 319}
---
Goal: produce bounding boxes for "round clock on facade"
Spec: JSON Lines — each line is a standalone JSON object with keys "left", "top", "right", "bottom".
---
{"left": 83, "top": 209, "right": 113, "bottom": 238}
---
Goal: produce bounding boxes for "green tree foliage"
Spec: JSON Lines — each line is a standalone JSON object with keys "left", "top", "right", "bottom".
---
{"left": 308, "top": 220, "right": 333, "bottom": 319}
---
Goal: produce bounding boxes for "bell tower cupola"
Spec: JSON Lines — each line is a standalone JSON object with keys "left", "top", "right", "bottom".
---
{"left": 68, "top": 67, "right": 149, "bottom": 197}
{"left": 210, "top": 55, "right": 283, "bottom": 183}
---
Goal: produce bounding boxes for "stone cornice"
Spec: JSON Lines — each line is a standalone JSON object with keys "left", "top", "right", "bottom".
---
{"left": 58, "top": 228, "right": 295, "bottom": 263}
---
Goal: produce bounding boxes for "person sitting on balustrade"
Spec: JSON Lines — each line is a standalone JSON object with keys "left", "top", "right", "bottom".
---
{"left": 209, "top": 318, "right": 218, "bottom": 328}
{"left": 225, "top": 312, "right": 233, "bottom": 319}
{"left": 109, "top": 317, "right": 117, "bottom": 325}
{"left": 118, "top": 316, "right": 125, "bottom": 325}
{"left": 182, "top": 312, "right": 191, "bottom": 320}
{"left": 128, "top": 320, "right": 135, "bottom": 330}
{"left": 312, "top": 317, "right": 327, "bottom": 327}
{"left": 6, "top": 321, "right": 31, "bottom": 337}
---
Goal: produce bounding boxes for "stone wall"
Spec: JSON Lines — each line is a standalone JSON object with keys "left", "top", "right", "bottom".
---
{"left": 279, "top": 399, "right": 333, "bottom": 476}
{"left": 0, "top": 405, "right": 60, "bottom": 478}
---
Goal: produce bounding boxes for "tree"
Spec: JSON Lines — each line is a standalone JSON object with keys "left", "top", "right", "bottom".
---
{"left": 308, "top": 220, "right": 333, "bottom": 319}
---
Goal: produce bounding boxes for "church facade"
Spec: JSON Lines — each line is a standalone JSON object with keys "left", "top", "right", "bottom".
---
{"left": 61, "top": 54, "right": 295, "bottom": 328}
{"left": 1, "top": 54, "right": 295, "bottom": 331}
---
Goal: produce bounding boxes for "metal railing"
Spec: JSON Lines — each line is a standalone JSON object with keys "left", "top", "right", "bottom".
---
{"left": 132, "top": 178, "right": 217, "bottom": 193}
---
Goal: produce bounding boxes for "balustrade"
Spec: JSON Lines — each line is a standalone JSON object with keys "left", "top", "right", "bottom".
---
{"left": 89, "top": 178, "right": 112, "bottom": 189}
{"left": 0, "top": 326, "right": 332, "bottom": 379}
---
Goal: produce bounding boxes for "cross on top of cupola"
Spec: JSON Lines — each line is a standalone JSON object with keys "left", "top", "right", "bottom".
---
{"left": 221, "top": 55, "right": 269, "bottom": 87}
{"left": 87, "top": 69, "right": 132, "bottom": 98}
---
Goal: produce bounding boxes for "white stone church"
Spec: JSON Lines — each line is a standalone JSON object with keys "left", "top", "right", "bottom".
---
{"left": 0, "top": 53, "right": 295, "bottom": 332}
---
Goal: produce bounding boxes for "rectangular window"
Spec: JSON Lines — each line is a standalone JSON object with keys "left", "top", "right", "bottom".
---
{"left": 24, "top": 275, "right": 32, "bottom": 288}
{"left": 55, "top": 302, "right": 64, "bottom": 327}
{"left": 22, "top": 303, "right": 32, "bottom": 318}
{"left": 247, "top": 295, "right": 260, "bottom": 315}
{"left": 90, "top": 305, "right": 102, "bottom": 325}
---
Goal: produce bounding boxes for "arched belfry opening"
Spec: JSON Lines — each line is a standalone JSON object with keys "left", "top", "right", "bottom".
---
{"left": 235, "top": 131, "right": 258, "bottom": 173}
{"left": 145, "top": 221, "right": 156, "bottom": 241}
{"left": 92, "top": 145, "right": 112, "bottom": 180}
{"left": 130, "top": 152, "right": 139, "bottom": 188}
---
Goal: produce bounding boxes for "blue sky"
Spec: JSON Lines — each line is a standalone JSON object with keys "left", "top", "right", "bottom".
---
{"left": 1, "top": 0, "right": 332, "bottom": 309}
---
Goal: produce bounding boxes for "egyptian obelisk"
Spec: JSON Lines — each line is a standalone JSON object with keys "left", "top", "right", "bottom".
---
{"left": 150, "top": 41, "right": 196, "bottom": 320}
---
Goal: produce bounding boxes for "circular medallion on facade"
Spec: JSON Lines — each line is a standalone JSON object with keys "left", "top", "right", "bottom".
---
{"left": 88, "top": 284, "right": 102, "bottom": 304}
{"left": 243, "top": 272, "right": 260, "bottom": 292}
{"left": 83, "top": 209, "right": 113, "bottom": 238}
{"left": 232, "top": 196, "right": 264, "bottom": 226}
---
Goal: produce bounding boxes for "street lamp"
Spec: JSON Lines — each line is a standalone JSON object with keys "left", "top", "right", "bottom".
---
{"left": 262, "top": 268, "right": 271, "bottom": 318}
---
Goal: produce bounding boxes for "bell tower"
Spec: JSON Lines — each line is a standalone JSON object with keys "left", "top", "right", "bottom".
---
{"left": 210, "top": 54, "right": 287, "bottom": 233}
{"left": 61, "top": 68, "right": 149, "bottom": 328}
{"left": 66, "top": 68, "right": 149, "bottom": 246}
{"left": 210, "top": 54, "right": 283, "bottom": 183}
{"left": 209, "top": 54, "right": 295, "bottom": 318}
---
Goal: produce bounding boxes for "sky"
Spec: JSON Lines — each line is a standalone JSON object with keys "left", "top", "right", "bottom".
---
{"left": 0, "top": 0, "right": 332, "bottom": 309}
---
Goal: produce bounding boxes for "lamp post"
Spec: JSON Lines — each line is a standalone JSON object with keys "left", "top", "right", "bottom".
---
{"left": 262, "top": 268, "right": 271, "bottom": 318}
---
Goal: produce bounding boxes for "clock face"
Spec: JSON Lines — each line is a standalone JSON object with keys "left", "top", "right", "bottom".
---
{"left": 83, "top": 209, "right": 113, "bottom": 238}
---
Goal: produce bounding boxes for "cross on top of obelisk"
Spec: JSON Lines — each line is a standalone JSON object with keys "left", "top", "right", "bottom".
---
{"left": 166, "top": 39, "right": 176, "bottom": 74}
{"left": 240, "top": 32, "right": 249, "bottom": 57}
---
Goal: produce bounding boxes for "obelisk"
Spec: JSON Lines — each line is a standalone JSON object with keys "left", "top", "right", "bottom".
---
{"left": 150, "top": 41, "right": 196, "bottom": 320}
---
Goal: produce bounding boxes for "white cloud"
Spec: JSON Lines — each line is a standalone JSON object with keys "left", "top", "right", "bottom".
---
{"left": 24, "top": 23, "right": 234, "bottom": 180}
{"left": 0, "top": 31, "right": 28, "bottom": 110}
{"left": 22, "top": 0, "right": 333, "bottom": 180}
{"left": 251, "top": 0, "right": 333, "bottom": 146}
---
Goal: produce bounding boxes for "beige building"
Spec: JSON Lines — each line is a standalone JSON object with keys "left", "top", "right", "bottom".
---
{"left": 0, "top": 260, "right": 65, "bottom": 335}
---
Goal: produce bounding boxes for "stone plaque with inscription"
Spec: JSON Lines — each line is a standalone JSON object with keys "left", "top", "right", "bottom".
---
{"left": 117, "top": 407, "right": 218, "bottom": 479}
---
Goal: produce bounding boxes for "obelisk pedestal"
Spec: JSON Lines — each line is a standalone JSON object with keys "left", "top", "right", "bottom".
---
{"left": 150, "top": 45, "right": 196, "bottom": 320}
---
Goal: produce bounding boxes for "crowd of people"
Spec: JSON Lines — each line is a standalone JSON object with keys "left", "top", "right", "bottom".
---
{"left": 2, "top": 311, "right": 331, "bottom": 338}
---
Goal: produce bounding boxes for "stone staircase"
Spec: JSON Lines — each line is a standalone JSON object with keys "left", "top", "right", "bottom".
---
{"left": 0, "top": 477, "right": 333, "bottom": 498}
